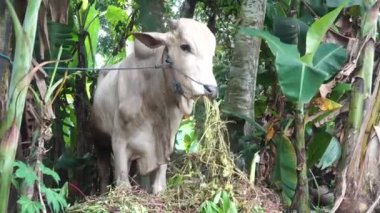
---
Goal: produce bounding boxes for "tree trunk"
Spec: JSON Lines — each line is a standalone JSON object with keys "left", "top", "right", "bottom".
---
{"left": 180, "top": 0, "right": 197, "bottom": 18}
{"left": 205, "top": 0, "right": 217, "bottom": 34}
{"left": 224, "top": 0, "right": 266, "bottom": 139}
{"left": 74, "top": 31, "right": 91, "bottom": 194}
{"left": 136, "top": 0, "right": 165, "bottom": 31}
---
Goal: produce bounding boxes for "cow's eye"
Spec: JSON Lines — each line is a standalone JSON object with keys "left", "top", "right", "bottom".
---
{"left": 180, "top": 44, "right": 191, "bottom": 53}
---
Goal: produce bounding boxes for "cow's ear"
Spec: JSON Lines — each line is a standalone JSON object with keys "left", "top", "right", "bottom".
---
{"left": 132, "top": 32, "right": 167, "bottom": 49}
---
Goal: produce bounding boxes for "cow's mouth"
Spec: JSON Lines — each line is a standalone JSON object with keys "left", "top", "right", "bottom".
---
{"left": 178, "top": 92, "right": 218, "bottom": 115}
{"left": 203, "top": 85, "right": 218, "bottom": 99}
{"left": 179, "top": 95, "right": 194, "bottom": 115}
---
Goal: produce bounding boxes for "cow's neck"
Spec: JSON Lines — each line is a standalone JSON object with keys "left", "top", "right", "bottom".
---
{"left": 160, "top": 49, "right": 194, "bottom": 116}
{"left": 131, "top": 47, "right": 185, "bottom": 115}
{"left": 136, "top": 49, "right": 188, "bottom": 161}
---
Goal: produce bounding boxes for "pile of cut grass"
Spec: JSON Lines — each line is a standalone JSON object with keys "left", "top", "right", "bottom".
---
{"left": 68, "top": 98, "right": 281, "bottom": 212}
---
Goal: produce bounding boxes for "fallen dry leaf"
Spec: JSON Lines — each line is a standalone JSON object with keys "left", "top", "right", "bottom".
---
{"left": 314, "top": 97, "right": 342, "bottom": 111}
{"left": 319, "top": 80, "right": 336, "bottom": 98}
{"left": 265, "top": 125, "right": 275, "bottom": 142}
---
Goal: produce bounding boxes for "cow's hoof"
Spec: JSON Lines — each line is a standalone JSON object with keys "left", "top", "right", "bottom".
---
{"left": 152, "top": 184, "right": 165, "bottom": 195}
{"left": 116, "top": 180, "right": 131, "bottom": 190}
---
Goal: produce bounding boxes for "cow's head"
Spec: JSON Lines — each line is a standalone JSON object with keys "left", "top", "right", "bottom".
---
{"left": 133, "top": 18, "right": 218, "bottom": 114}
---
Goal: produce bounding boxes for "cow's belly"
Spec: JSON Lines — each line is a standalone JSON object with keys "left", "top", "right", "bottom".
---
{"left": 126, "top": 121, "right": 155, "bottom": 157}
{"left": 114, "top": 120, "right": 164, "bottom": 175}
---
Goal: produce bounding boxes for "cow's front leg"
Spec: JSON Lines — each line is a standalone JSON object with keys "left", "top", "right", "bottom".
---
{"left": 112, "top": 137, "right": 131, "bottom": 187}
{"left": 152, "top": 164, "right": 167, "bottom": 194}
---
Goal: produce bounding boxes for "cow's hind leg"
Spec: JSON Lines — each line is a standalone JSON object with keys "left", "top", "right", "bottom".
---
{"left": 93, "top": 130, "right": 112, "bottom": 194}
{"left": 96, "top": 147, "right": 112, "bottom": 193}
{"left": 112, "top": 136, "right": 131, "bottom": 187}
{"left": 152, "top": 164, "right": 168, "bottom": 194}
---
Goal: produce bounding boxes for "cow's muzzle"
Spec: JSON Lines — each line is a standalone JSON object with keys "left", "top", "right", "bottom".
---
{"left": 203, "top": 85, "right": 218, "bottom": 99}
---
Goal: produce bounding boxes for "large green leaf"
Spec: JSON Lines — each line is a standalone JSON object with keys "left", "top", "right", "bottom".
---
{"left": 175, "top": 117, "right": 198, "bottom": 153}
{"left": 242, "top": 28, "right": 346, "bottom": 103}
{"left": 329, "top": 83, "right": 351, "bottom": 101}
{"left": 276, "top": 53, "right": 328, "bottom": 103}
{"left": 305, "top": 0, "right": 329, "bottom": 16}
{"left": 296, "top": 19, "right": 309, "bottom": 55}
{"left": 41, "top": 186, "right": 68, "bottom": 213}
{"left": 105, "top": 5, "right": 129, "bottom": 26}
{"left": 273, "top": 135, "right": 297, "bottom": 207}
{"left": 307, "top": 129, "right": 332, "bottom": 167}
{"left": 17, "top": 196, "right": 43, "bottom": 213}
{"left": 84, "top": 4, "right": 100, "bottom": 68}
{"left": 326, "top": 0, "right": 362, "bottom": 7}
{"left": 14, "top": 161, "right": 38, "bottom": 187}
{"left": 273, "top": 17, "right": 299, "bottom": 45}
{"left": 54, "top": 152, "right": 91, "bottom": 169}
{"left": 265, "top": 1, "right": 287, "bottom": 28}
{"left": 241, "top": 28, "right": 300, "bottom": 58}
{"left": 317, "top": 137, "right": 341, "bottom": 169}
{"left": 301, "top": 4, "right": 345, "bottom": 64}
{"left": 40, "top": 163, "right": 60, "bottom": 184}
{"left": 313, "top": 43, "right": 348, "bottom": 79}
{"left": 47, "top": 9, "right": 78, "bottom": 61}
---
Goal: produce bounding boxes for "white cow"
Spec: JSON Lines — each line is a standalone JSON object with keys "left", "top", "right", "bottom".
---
{"left": 92, "top": 18, "right": 217, "bottom": 194}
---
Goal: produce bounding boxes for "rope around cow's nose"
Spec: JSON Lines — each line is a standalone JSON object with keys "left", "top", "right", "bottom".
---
{"left": 161, "top": 57, "right": 212, "bottom": 89}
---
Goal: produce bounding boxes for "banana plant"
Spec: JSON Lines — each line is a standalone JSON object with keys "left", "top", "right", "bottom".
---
{"left": 0, "top": 0, "right": 42, "bottom": 212}
{"left": 241, "top": 3, "right": 347, "bottom": 211}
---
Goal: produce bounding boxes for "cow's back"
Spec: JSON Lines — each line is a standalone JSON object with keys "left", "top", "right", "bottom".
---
{"left": 93, "top": 40, "right": 161, "bottom": 135}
